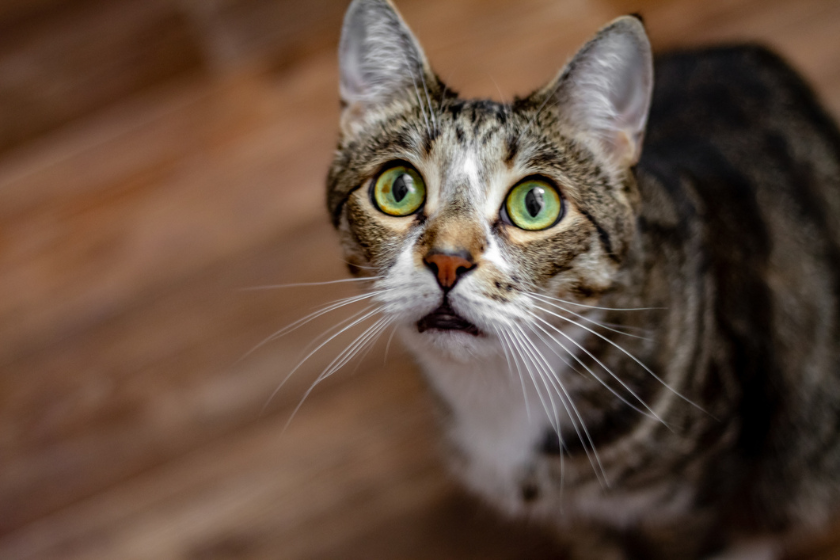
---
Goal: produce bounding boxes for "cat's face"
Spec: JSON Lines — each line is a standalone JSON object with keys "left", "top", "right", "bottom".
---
{"left": 327, "top": 0, "right": 652, "bottom": 360}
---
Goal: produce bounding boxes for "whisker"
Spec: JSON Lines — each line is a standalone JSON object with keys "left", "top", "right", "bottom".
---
{"left": 592, "top": 320, "right": 654, "bottom": 339}
{"left": 598, "top": 321, "right": 652, "bottom": 334}
{"left": 342, "top": 260, "right": 379, "bottom": 271}
{"left": 512, "top": 322, "right": 609, "bottom": 487}
{"left": 297, "top": 304, "right": 380, "bottom": 356}
{"left": 261, "top": 306, "right": 382, "bottom": 413}
{"left": 281, "top": 316, "right": 392, "bottom": 433}
{"left": 491, "top": 323, "right": 531, "bottom": 421}
{"left": 536, "top": 292, "right": 665, "bottom": 312}
{"left": 531, "top": 295, "right": 707, "bottom": 415}
{"left": 508, "top": 325, "right": 562, "bottom": 434}
{"left": 519, "top": 316, "right": 587, "bottom": 377}
{"left": 498, "top": 326, "right": 555, "bottom": 431}
{"left": 240, "top": 276, "right": 383, "bottom": 291}
{"left": 239, "top": 291, "right": 384, "bottom": 362}
{"left": 317, "top": 316, "right": 392, "bottom": 384}
{"left": 383, "top": 323, "right": 399, "bottom": 365}
{"left": 565, "top": 312, "right": 652, "bottom": 341}
{"left": 525, "top": 307, "right": 666, "bottom": 426}
{"left": 350, "top": 316, "right": 393, "bottom": 375}
{"left": 511, "top": 323, "right": 568, "bottom": 442}
{"left": 527, "top": 314, "right": 653, "bottom": 420}
{"left": 532, "top": 294, "right": 652, "bottom": 341}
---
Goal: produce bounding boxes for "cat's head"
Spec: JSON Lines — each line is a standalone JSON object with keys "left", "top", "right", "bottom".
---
{"left": 327, "top": 0, "right": 652, "bottom": 360}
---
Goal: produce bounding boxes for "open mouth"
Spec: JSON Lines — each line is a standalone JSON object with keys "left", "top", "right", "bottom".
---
{"left": 417, "top": 301, "right": 482, "bottom": 337}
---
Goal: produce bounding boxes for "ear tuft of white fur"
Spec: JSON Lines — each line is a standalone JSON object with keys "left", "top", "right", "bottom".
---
{"left": 339, "top": 0, "right": 428, "bottom": 110}
{"left": 551, "top": 16, "right": 654, "bottom": 166}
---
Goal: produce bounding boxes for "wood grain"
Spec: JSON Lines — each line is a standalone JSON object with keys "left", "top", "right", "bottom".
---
{"left": 1, "top": 0, "right": 839, "bottom": 558}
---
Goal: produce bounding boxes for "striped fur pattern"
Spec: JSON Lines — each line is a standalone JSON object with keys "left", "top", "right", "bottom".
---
{"left": 326, "top": 1, "right": 840, "bottom": 557}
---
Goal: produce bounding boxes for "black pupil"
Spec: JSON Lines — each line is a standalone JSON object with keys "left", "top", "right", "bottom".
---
{"left": 525, "top": 187, "right": 545, "bottom": 217}
{"left": 392, "top": 173, "right": 413, "bottom": 203}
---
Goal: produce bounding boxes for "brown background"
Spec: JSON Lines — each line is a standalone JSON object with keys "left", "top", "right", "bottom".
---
{"left": 1, "top": 0, "right": 840, "bottom": 558}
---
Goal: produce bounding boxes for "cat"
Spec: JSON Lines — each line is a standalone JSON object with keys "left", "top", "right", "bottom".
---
{"left": 325, "top": 0, "right": 840, "bottom": 558}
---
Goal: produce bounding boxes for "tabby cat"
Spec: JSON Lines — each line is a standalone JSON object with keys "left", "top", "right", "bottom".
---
{"left": 325, "top": 0, "right": 840, "bottom": 557}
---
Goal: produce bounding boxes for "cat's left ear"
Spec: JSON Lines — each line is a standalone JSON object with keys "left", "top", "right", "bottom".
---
{"left": 339, "top": 0, "right": 432, "bottom": 131}
{"left": 541, "top": 16, "right": 653, "bottom": 166}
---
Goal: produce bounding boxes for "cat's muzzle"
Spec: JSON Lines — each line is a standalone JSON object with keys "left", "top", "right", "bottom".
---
{"left": 416, "top": 300, "right": 482, "bottom": 336}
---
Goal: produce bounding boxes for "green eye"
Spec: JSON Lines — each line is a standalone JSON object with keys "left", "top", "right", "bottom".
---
{"left": 504, "top": 179, "right": 563, "bottom": 231}
{"left": 371, "top": 165, "right": 426, "bottom": 216}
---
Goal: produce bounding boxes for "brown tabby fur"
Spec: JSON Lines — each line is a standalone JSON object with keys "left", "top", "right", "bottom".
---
{"left": 326, "top": 2, "right": 840, "bottom": 558}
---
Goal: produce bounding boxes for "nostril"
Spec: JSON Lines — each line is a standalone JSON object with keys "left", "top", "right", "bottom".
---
{"left": 424, "top": 250, "right": 476, "bottom": 290}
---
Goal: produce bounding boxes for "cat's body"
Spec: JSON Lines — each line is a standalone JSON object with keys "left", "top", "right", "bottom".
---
{"left": 326, "top": 2, "right": 840, "bottom": 558}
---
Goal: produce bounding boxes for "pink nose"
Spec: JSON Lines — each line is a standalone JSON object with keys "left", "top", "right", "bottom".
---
{"left": 423, "top": 251, "right": 475, "bottom": 290}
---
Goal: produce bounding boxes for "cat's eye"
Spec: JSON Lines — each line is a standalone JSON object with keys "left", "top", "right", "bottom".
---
{"left": 502, "top": 178, "right": 564, "bottom": 231}
{"left": 371, "top": 165, "right": 426, "bottom": 216}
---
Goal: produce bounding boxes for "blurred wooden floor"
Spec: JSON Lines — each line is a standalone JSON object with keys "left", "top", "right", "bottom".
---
{"left": 2, "top": 0, "right": 840, "bottom": 558}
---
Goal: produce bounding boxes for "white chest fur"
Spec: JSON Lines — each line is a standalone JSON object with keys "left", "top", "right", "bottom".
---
{"left": 410, "top": 329, "right": 571, "bottom": 515}
{"left": 404, "top": 324, "right": 697, "bottom": 527}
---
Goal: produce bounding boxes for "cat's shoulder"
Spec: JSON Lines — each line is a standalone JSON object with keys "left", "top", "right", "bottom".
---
{"left": 654, "top": 44, "right": 810, "bottom": 101}
{"left": 649, "top": 44, "right": 838, "bottom": 138}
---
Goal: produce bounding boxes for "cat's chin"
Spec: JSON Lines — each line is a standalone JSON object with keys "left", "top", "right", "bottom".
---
{"left": 398, "top": 320, "right": 498, "bottom": 364}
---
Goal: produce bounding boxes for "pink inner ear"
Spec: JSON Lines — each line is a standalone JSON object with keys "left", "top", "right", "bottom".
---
{"left": 609, "top": 128, "right": 645, "bottom": 166}
{"left": 555, "top": 17, "right": 653, "bottom": 166}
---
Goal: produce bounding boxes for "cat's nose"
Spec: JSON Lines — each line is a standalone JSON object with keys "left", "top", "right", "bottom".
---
{"left": 423, "top": 250, "right": 476, "bottom": 291}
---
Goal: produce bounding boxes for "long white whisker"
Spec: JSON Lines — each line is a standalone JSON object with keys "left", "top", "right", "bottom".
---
{"left": 297, "top": 304, "right": 380, "bottom": 356}
{"left": 556, "top": 310, "right": 652, "bottom": 341}
{"left": 317, "top": 316, "right": 392, "bottom": 384}
{"left": 350, "top": 316, "right": 394, "bottom": 376}
{"left": 240, "top": 291, "right": 383, "bottom": 362}
{"left": 597, "top": 320, "right": 652, "bottom": 334}
{"left": 267, "top": 291, "right": 383, "bottom": 340}
{"left": 502, "top": 327, "right": 566, "bottom": 492}
{"left": 512, "top": 322, "right": 608, "bottom": 487}
{"left": 261, "top": 306, "right": 382, "bottom": 413}
{"left": 508, "top": 325, "right": 561, "bottom": 435}
{"left": 532, "top": 295, "right": 707, "bottom": 415}
{"left": 282, "top": 316, "right": 391, "bottom": 432}
{"left": 536, "top": 292, "right": 665, "bottom": 312}
{"left": 383, "top": 323, "right": 399, "bottom": 365}
{"left": 499, "top": 326, "right": 555, "bottom": 430}
{"left": 527, "top": 313, "right": 655, "bottom": 421}
{"left": 520, "top": 316, "right": 585, "bottom": 375}
{"left": 534, "top": 293, "right": 652, "bottom": 340}
{"left": 240, "top": 277, "right": 382, "bottom": 291}
{"left": 491, "top": 324, "right": 530, "bottom": 421}
{"left": 527, "top": 306, "right": 669, "bottom": 428}
{"left": 342, "top": 260, "right": 379, "bottom": 271}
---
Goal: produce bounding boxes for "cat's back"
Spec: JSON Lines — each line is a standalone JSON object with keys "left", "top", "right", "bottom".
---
{"left": 640, "top": 44, "right": 840, "bottom": 317}
{"left": 639, "top": 44, "right": 840, "bottom": 527}
{"left": 642, "top": 45, "right": 840, "bottom": 240}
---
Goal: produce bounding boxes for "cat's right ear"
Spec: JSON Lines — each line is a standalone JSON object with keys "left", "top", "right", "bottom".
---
{"left": 339, "top": 0, "right": 431, "bottom": 132}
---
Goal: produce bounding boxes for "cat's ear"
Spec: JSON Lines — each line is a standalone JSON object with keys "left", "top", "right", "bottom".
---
{"left": 339, "top": 0, "right": 431, "bottom": 127}
{"left": 541, "top": 16, "right": 653, "bottom": 166}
